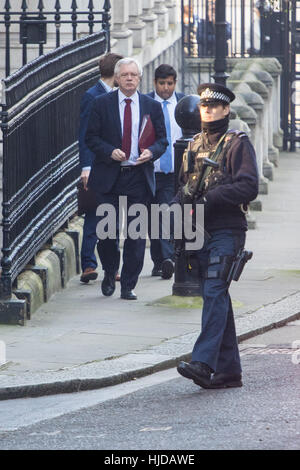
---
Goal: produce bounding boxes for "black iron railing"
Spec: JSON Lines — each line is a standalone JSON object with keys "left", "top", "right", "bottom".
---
{"left": 0, "top": 30, "right": 108, "bottom": 311}
{"left": 0, "top": 0, "right": 111, "bottom": 77}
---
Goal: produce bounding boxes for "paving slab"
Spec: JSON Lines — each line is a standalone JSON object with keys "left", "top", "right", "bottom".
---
{"left": 0, "top": 151, "right": 300, "bottom": 400}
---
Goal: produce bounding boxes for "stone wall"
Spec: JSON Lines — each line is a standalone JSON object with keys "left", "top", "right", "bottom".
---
{"left": 185, "top": 56, "right": 283, "bottom": 203}
{"left": 0, "top": 0, "right": 182, "bottom": 82}
{"left": 228, "top": 58, "right": 283, "bottom": 229}
{"left": 110, "top": 0, "right": 182, "bottom": 91}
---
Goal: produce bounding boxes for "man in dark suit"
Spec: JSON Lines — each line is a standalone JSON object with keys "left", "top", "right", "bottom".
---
{"left": 147, "top": 64, "right": 184, "bottom": 279}
{"left": 86, "top": 58, "right": 168, "bottom": 300}
{"left": 78, "top": 52, "right": 123, "bottom": 284}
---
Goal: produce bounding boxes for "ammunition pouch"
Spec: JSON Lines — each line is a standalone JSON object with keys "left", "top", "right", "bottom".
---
{"left": 182, "top": 173, "right": 201, "bottom": 201}
{"left": 205, "top": 250, "right": 253, "bottom": 284}
{"left": 205, "top": 255, "right": 235, "bottom": 281}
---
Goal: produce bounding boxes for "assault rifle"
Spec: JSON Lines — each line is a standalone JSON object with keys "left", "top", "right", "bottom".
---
{"left": 175, "top": 157, "right": 218, "bottom": 260}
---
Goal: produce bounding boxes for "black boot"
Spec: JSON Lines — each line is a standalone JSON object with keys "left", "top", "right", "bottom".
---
{"left": 161, "top": 259, "right": 174, "bottom": 279}
{"left": 177, "top": 361, "right": 213, "bottom": 389}
{"left": 101, "top": 272, "right": 116, "bottom": 296}
{"left": 209, "top": 372, "right": 242, "bottom": 389}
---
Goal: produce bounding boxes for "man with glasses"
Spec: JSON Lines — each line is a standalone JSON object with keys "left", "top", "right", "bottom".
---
{"left": 86, "top": 58, "right": 168, "bottom": 300}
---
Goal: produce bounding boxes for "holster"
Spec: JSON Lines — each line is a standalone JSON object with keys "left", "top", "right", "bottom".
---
{"left": 205, "top": 250, "right": 253, "bottom": 285}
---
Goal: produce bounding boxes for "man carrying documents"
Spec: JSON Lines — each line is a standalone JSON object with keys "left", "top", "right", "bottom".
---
{"left": 86, "top": 58, "right": 168, "bottom": 300}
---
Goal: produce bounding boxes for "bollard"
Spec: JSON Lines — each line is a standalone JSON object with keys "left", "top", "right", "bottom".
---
{"left": 172, "top": 95, "right": 202, "bottom": 296}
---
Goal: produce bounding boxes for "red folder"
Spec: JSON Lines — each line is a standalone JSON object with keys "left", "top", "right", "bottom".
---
{"left": 139, "top": 114, "right": 156, "bottom": 151}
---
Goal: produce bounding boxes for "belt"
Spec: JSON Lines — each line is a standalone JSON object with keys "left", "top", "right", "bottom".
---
{"left": 120, "top": 165, "right": 141, "bottom": 172}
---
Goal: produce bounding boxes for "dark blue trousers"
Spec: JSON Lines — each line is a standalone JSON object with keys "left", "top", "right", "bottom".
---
{"left": 96, "top": 167, "right": 150, "bottom": 291}
{"left": 81, "top": 211, "right": 98, "bottom": 272}
{"left": 191, "top": 229, "right": 246, "bottom": 374}
{"left": 149, "top": 172, "right": 175, "bottom": 267}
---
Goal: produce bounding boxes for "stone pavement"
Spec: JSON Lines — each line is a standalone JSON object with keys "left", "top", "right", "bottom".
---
{"left": 0, "top": 150, "right": 300, "bottom": 400}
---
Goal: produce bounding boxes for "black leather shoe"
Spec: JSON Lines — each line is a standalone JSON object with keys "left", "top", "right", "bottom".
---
{"left": 151, "top": 265, "right": 162, "bottom": 277}
{"left": 177, "top": 361, "right": 212, "bottom": 389}
{"left": 161, "top": 258, "right": 174, "bottom": 279}
{"left": 209, "top": 372, "right": 242, "bottom": 389}
{"left": 101, "top": 272, "right": 116, "bottom": 296}
{"left": 121, "top": 290, "right": 137, "bottom": 300}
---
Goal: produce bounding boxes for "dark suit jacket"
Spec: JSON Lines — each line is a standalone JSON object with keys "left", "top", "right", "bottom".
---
{"left": 78, "top": 81, "right": 107, "bottom": 169}
{"left": 86, "top": 90, "right": 168, "bottom": 199}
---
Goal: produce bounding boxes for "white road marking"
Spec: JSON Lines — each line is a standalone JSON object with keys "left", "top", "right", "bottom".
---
{"left": 139, "top": 426, "right": 172, "bottom": 432}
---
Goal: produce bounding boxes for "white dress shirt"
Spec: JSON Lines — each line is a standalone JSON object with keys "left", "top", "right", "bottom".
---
{"left": 100, "top": 79, "right": 113, "bottom": 94}
{"left": 118, "top": 90, "right": 140, "bottom": 166}
{"left": 153, "top": 92, "right": 182, "bottom": 173}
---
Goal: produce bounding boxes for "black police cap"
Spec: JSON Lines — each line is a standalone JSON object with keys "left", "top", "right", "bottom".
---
{"left": 197, "top": 83, "right": 235, "bottom": 105}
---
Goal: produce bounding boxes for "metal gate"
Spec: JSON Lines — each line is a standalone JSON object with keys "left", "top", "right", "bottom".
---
{"left": 289, "top": 0, "right": 300, "bottom": 150}
{"left": 181, "top": 0, "right": 300, "bottom": 151}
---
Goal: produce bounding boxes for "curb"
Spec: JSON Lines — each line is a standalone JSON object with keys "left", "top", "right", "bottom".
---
{"left": 1, "top": 292, "right": 300, "bottom": 401}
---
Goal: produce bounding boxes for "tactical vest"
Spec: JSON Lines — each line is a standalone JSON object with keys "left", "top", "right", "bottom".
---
{"left": 181, "top": 129, "right": 247, "bottom": 201}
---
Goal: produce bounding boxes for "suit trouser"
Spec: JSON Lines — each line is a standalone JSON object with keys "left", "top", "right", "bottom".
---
{"left": 96, "top": 167, "right": 150, "bottom": 291}
{"left": 81, "top": 211, "right": 98, "bottom": 272}
{"left": 81, "top": 211, "right": 120, "bottom": 273}
{"left": 191, "top": 229, "right": 246, "bottom": 374}
{"left": 149, "top": 172, "right": 175, "bottom": 267}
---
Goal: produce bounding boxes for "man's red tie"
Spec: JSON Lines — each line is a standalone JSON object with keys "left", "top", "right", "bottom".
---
{"left": 122, "top": 98, "right": 132, "bottom": 160}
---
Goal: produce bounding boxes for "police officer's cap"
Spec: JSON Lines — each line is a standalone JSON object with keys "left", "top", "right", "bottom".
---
{"left": 197, "top": 83, "right": 235, "bottom": 105}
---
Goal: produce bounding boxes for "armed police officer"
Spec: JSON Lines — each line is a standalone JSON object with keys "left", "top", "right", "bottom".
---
{"left": 177, "top": 83, "right": 259, "bottom": 389}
